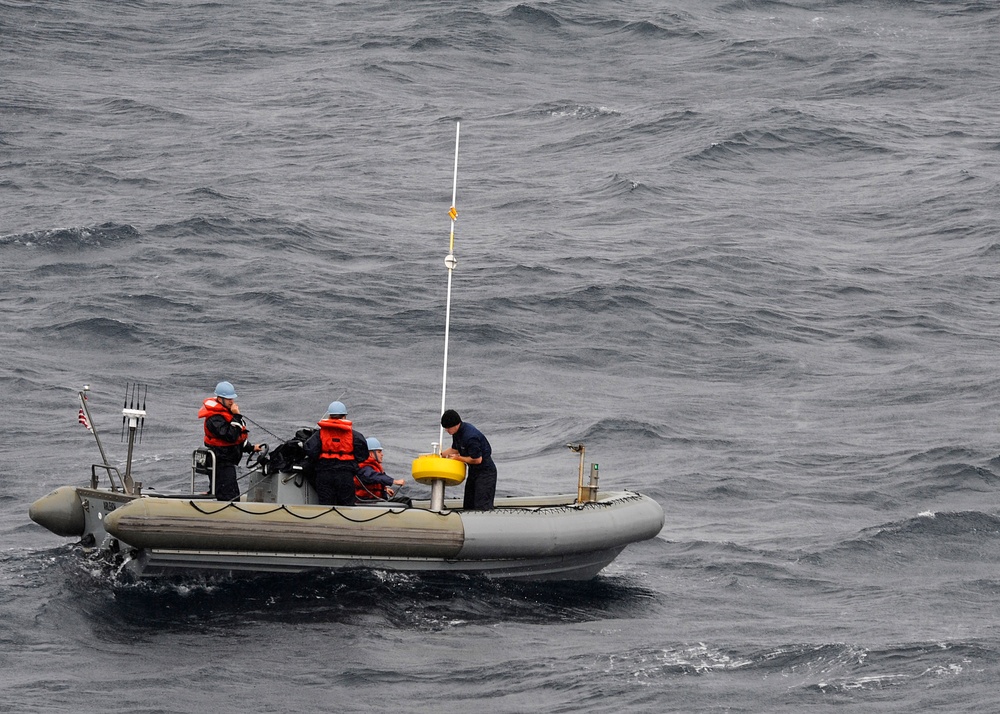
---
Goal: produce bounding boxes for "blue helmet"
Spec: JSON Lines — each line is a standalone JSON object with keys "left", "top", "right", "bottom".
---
{"left": 214, "top": 381, "right": 237, "bottom": 399}
{"left": 326, "top": 401, "right": 347, "bottom": 417}
{"left": 366, "top": 437, "right": 382, "bottom": 451}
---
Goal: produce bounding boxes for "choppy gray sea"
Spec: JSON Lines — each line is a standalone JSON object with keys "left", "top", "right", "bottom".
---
{"left": 3, "top": 1, "right": 1000, "bottom": 711}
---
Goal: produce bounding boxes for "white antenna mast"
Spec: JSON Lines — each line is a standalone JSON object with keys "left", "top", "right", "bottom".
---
{"left": 438, "top": 121, "right": 461, "bottom": 451}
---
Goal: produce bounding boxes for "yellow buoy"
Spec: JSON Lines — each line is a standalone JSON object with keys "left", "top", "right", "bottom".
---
{"left": 412, "top": 454, "right": 466, "bottom": 486}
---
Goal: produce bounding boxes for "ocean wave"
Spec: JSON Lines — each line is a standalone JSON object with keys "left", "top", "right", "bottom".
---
{"left": 592, "top": 173, "right": 658, "bottom": 197}
{"left": 530, "top": 101, "right": 622, "bottom": 120}
{"left": 151, "top": 215, "right": 252, "bottom": 240}
{"left": 805, "top": 641, "right": 991, "bottom": 695}
{"left": 126, "top": 292, "right": 200, "bottom": 312}
{"left": 504, "top": 4, "right": 564, "bottom": 30}
{"left": 864, "top": 510, "right": 1000, "bottom": 540}
{"left": 46, "top": 316, "right": 142, "bottom": 344}
{"left": 819, "top": 73, "right": 948, "bottom": 98}
{"left": 688, "top": 123, "right": 890, "bottom": 166}
{"left": 0, "top": 223, "right": 139, "bottom": 250}
{"left": 797, "top": 509, "right": 1000, "bottom": 570}
{"left": 184, "top": 186, "right": 250, "bottom": 203}
{"left": 89, "top": 97, "right": 190, "bottom": 123}
{"left": 498, "top": 280, "right": 655, "bottom": 315}
{"left": 612, "top": 19, "right": 691, "bottom": 39}
{"left": 606, "top": 638, "right": 989, "bottom": 696}
{"left": 578, "top": 417, "right": 669, "bottom": 444}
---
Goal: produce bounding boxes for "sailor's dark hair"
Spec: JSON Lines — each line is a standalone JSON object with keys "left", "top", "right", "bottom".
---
{"left": 440, "top": 409, "right": 461, "bottom": 428}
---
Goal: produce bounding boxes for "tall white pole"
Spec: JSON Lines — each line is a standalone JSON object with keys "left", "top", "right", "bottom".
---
{"left": 439, "top": 121, "right": 461, "bottom": 452}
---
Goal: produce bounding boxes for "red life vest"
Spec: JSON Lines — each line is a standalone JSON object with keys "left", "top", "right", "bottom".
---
{"left": 317, "top": 418, "right": 354, "bottom": 460}
{"left": 198, "top": 398, "right": 248, "bottom": 448}
{"left": 355, "top": 454, "right": 386, "bottom": 499}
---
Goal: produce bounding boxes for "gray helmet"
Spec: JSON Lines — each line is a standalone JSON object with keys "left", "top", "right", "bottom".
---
{"left": 366, "top": 437, "right": 382, "bottom": 451}
{"left": 326, "top": 401, "right": 347, "bottom": 417}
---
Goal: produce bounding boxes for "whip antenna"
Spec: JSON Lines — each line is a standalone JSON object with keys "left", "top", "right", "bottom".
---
{"left": 438, "top": 120, "right": 460, "bottom": 451}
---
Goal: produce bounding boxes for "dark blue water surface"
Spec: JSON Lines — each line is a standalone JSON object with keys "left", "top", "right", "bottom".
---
{"left": 3, "top": 1, "right": 1000, "bottom": 711}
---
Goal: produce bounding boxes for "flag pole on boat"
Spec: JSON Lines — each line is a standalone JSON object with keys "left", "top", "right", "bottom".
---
{"left": 78, "top": 385, "right": 118, "bottom": 487}
{"left": 438, "top": 120, "right": 460, "bottom": 452}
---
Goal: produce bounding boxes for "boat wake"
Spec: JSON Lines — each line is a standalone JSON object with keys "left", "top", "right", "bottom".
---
{"left": 56, "top": 558, "right": 659, "bottom": 634}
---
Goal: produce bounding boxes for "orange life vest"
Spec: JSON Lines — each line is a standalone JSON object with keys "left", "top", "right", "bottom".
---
{"left": 317, "top": 418, "right": 354, "bottom": 460}
{"left": 198, "top": 398, "right": 248, "bottom": 448}
{"left": 355, "top": 454, "right": 386, "bottom": 499}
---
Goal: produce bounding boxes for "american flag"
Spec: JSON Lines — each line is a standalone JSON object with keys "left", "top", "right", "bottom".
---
{"left": 78, "top": 407, "right": 92, "bottom": 431}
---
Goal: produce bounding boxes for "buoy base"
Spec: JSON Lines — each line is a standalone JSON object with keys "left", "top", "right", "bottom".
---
{"left": 430, "top": 480, "right": 446, "bottom": 512}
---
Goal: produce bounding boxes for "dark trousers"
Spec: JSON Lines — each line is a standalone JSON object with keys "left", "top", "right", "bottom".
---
{"left": 463, "top": 466, "right": 497, "bottom": 511}
{"left": 215, "top": 462, "right": 240, "bottom": 501}
{"left": 315, "top": 467, "right": 357, "bottom": 506}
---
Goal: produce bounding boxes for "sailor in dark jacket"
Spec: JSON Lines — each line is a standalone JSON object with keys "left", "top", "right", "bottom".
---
{"left": 440, "top": 409, "right": 497, "bottom": 510}
{"left": 355, "top": 437, "right": 405, "bottom": 501}
{"left": 304, "top": 401, "right": 369, "bottom": 506}
{"left": 197, "top": 381, "right": 263, "bottom": 501}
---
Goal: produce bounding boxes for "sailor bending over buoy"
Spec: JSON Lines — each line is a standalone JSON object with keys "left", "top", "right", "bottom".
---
{"left": 440, "top": 409, "right": 497, "bottom": 510}
{"left": 198, "top": 381, "right": 265, "bottom": 501}
{"left": 355, "top": 437, "right": 406, "bottom": 502}
{"left": 304, "top": 401, "right": 369, "bottom": 506}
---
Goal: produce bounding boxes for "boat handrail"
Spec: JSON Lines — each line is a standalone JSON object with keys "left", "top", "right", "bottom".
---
{"left": 191, "top": 448, "right": 217, "bottom": 496}
{"left": 90, "top": 463, "right": 125, "bottom": 492}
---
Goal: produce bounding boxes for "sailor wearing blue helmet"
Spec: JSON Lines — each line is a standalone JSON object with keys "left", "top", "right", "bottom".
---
{"left": 304, "top": 401, "right": 369, "bottom": 506}
{"left": 197, "top": 381, "right": 264, "bottom": 501}
{"left": 356, "top": 437, "right": 406, "bottom": 501}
